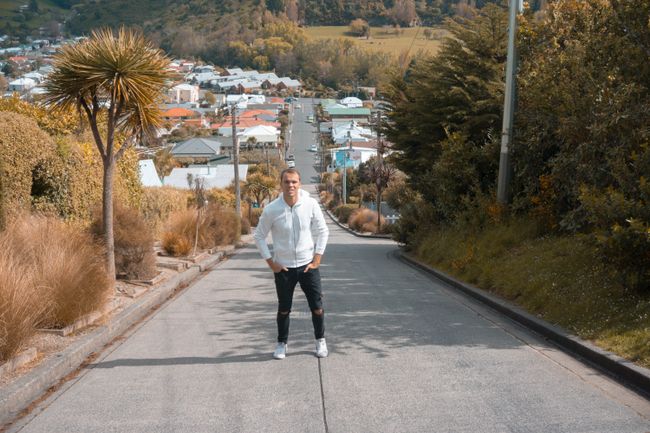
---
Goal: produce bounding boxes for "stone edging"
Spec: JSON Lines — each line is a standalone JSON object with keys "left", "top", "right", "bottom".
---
{"left": 397, "top": 249, "right": 650, "bottom": 398}
{"left": 0, "top": 246, "right": 242, "bottom": 426}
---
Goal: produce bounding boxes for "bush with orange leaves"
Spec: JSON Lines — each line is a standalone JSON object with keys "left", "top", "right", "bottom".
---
{"left": 90, "top": 203, "right": 157, "bottom": 280}
{"left": 348, "top": 208, "right": 385, "bottom": 233}
{"left": 162, "top": 204, "right": 241, "bottom": 256}
{"left": 4, "top": 215, "right": 111, "bottom": 330}
{"left": 0, "top": 241, "right": 42, "bottom": 362}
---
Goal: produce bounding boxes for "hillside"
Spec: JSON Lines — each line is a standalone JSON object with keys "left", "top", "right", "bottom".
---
{"left": 2, "top": 0, "right": 545, "bottom": 42}
{"left": 0, "top": 0, "right": 74, "bottom": 38}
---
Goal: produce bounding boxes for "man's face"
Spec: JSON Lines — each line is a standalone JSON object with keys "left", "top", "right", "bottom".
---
{"left": 281, "top": 172, "right": 301, "bottom": 199}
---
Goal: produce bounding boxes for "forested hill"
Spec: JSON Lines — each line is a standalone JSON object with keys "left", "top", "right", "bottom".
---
{"left": 66, "top": 0, "right": 544, "bottom": 35}
{"left": 1, "top": 0, "right": 545, "bottom": 44}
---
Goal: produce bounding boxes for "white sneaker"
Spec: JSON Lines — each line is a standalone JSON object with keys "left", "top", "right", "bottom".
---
{"left": 273, "top": 342, "right": 287, "bottom": 360}
{"left": 315, "top": 338, "right": 328, "bottom": 358}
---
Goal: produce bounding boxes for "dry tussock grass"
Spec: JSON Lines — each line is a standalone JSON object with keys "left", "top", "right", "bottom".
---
{"left": 8, "top": 215, "right": 111, "bottom": 328}
{"left": 91, "top": 203, "right": 157, "bottom": 280}
{"left": 162, "top": 204, "right": 241, "bottom": 256}
{"left": 0, "top": 242, "right": 43, "bottom": 362}
{"left": 349, "top": 208, "right": 385, "bottom": 233}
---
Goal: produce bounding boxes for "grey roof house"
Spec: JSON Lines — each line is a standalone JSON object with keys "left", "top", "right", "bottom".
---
{"left": 171, "top": 137, "right": 225, "bottom": 159}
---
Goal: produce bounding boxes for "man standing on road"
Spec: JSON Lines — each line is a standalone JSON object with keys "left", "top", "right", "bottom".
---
{"left": 253, "top": 168, "right": 330, "bottom": 360}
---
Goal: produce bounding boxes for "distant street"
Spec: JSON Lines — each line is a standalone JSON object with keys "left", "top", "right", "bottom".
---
{"left": 287, "top": 97, "right": 322, "bottom": 186}
{"left": 9, "top": 99, "right": 650, "bottom": 433}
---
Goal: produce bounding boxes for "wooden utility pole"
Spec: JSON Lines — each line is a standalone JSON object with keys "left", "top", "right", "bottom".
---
{"left": 231, "top": 102, "right": 241, "bottom": 218}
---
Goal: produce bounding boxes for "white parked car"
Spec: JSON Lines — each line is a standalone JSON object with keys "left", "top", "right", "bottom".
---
{"left": 309, "top": 144, "right": 318, "bottom": 152}
{"left": 287, "top": 160, "right": 296, "bottom": 168}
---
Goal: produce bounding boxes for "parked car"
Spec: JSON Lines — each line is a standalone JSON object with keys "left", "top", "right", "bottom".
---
{"left": 309, "top": 144, "right": 318, "bottom": 152}
{"left": 287, "top": 160, "right": 296, "bottom": 168}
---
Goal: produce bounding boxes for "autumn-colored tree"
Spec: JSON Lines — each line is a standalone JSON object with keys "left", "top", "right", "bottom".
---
{"left": 387, "top": 0, "right": 418, "bottom": 26}
{"left": 45, "top": 28, "right": 171, "bottom": 283}
{"left": 349, "top": 19, "right": 370, "bottom": 37}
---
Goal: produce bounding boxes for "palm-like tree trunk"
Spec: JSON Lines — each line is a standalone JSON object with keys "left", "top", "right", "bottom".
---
{"left": 102, "top": 158, "right": 116, "bottom": 279}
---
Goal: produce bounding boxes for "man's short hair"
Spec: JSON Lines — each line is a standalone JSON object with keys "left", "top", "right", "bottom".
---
{"left": 280, "top": 168, "right": 301, "bottom": 182}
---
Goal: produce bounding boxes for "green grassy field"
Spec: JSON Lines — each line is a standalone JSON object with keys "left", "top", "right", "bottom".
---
{"left": 305, "top": 26, "right": 447, "bottom": 56}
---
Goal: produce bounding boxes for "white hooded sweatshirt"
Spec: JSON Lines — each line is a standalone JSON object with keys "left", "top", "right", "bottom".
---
{"left": 254, "top": 189, "right": 329, "bottom": 268}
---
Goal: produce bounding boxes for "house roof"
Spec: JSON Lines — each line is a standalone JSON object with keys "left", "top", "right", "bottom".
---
{"left": 240, "top": 125, "right": 280, "bottom": 135}
{"left": 325, "top": 107, "right": 371, "bottom": 116}
{"left": 211, "top": 119, "right": 281, "bottom": 130}
{"left": 163, "top": 107, "right": 200, "bottom": 118}
{"left": 182, "top": 118, "right": 206, "bottom": 127}
{"left": 240, "top": 109, "right": 276, "bottom": 119}
{"left": 171, "top": 83, "right": 197, "bottom": 91}
{"left": 171, "top": 138, "right": 224, "bottom": 156}
{"left": 340, "top": 97, "right": 363, "bottom": 105}
{"left": 9, "top": 77, "right": 36, "bottom": 86}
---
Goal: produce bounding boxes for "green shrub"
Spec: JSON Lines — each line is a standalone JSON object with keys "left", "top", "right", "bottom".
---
{"left": 596, "top": 219, "right": 650, "bottom": 292}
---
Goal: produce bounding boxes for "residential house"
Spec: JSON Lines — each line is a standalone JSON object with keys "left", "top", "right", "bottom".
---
{"left": 225, "top": 68, "right": 244, "bottom": 76}
{"left": 22, "top": 71, "right": 45, "bottom": 84}
{"left": 276, "top": 77, "right": 301, "bottom": 92}
{"left": 163, "top": 164, "right": 249, "bottom": 189}
{"left": 8, "top": 77, "right": 36, "bottom": 92}
{"left": 138, "top": 160, "right": 163, "bottom": 187}
{"left": 167, "top": 83, "right": 199, "bottom": 104}
{"left": 237, "top": 80, "right": 264, "bottom": 93}
{"left": 238, "top": 125, "right": 280, "bottom": 148}
{"left": 331, "top": 120, "right": 374, "bottom": 145}
{"left": 162, "top": 107, "right": 207, "bottom": 129}
{"left": 324, "top": 106, "right": 371, "bottom": 124}
{"left": 211, "top": 118, "right": 281, "bottom": 137}
{"left": 340, "top": 97, "right": 363, "bottom": 108}
{"left": 327, "top": 144, "right": 381, "bottom": 172}
{"left": 170, "top": 137, "right": 225, "bottom": 162}
{"left": 193, "top": 65, "right": 216, "bottom": 74}
{"left": 240, "top": 109, "right": 277, "bottom": 122}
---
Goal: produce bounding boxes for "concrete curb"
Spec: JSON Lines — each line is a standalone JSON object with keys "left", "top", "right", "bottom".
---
{"left": 323, "top": 207, "right": 392, "bottom": 239}
{"left": 0, "top": 244, "right": 241, "bottom": 426}
{"left": 397, "top": 249, "right": 650, "bottom": 398}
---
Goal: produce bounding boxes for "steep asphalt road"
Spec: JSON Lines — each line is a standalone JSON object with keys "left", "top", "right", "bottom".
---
{"left": 9, "top": 99, "right": 650, "bottom": 433}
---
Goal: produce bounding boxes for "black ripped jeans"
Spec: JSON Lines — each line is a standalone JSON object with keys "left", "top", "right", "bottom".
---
{"left": 274, "top": 265, "right": 324, "bottom": 343}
